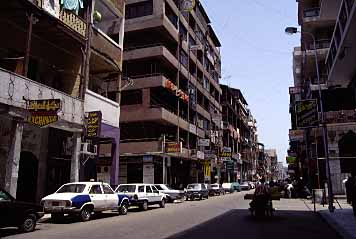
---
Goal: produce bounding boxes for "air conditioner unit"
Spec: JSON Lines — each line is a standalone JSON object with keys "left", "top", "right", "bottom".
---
{"left": 80, "top": 143, "right": 97, "bottom": 155}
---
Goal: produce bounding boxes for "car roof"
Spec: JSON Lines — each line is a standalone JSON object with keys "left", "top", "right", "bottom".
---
{"left": 63, "top": 182, "right": 109, "bottom": 186}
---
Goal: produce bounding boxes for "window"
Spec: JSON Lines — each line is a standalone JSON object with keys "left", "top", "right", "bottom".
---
{"left": 154, "top": 185, "right": 163, "bottom": 190}
{"left": 152, "top": 186, "right": 159, "bottom": 193}
{"left": 180, "top": 50, "right": 189, "bottom": 68}
{"left": 121, "top": 90, "right": 143, "bottom": 105}
{"left": 102, "top": 185, "right": 114, "bottom": 194}
{"left": 179, "top": 22, "right": 187, "bottom": 41}
{"left": 138, "top": 186, "right": 145, "bottom": 192}
{"left": 165, "top": 2, "right": 178, "bottom": 28}
{"left": 57, "top": 184, "right": 86, "bottom": 193}
{"left": 125, "top": 0, "right": 153, "bottom": 19}
{"left": 146, "top": 186, "right": 152, "bottom": 193}
{"left": 116, "top": 185, "right": 136, "bottom": 193}
{"left": 0, "top": 190, "right": 11, "bottom": 201}
{"left": 89, "top": 185, "right": 103, "bottom": 194}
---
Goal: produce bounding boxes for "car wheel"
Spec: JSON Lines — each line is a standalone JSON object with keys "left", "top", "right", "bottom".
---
{"left": 19, "top": 214, "right": 36, "bottom": 233}
{"left": 185, "top": 196, "right": 189, "bottom": 201}
{"left": 80, "top": 206, "right": 92, "bottom": 222}
{"left": 199, "top": 195, "right": 203, "bottom": 200}
{"left": 140, "top": 201, "right": 148, "bottom": 211}
{"left": 159, "top": 199, "right": 166, "bottom": 208}
{"left": 206, "top": 194, "right": 209, "bottom": 199}
{"left": 120, "top": 202, "right": 129, "bottom": 215}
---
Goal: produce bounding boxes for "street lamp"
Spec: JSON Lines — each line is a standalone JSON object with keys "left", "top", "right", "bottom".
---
{"left": 285, "top": 26, "right": 334, "bottom": 212}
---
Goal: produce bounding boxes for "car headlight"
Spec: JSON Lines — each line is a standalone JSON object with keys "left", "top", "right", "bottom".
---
{"left": 65, "top": 200, "right": 72, "bottom": 207}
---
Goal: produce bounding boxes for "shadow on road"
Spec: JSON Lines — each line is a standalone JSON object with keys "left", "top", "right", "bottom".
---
{"left": 0, "top": 228, "right": 41, "bottom": 238}
{"left": 166, "top": 209, "right": 341, "bottom": 239}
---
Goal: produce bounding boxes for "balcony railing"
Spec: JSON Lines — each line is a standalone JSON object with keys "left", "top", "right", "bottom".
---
{"left": 310, "top": 39, "right": 331, "bottom": 50}
{"left": 0, "top": 67, "right": 83, "bottom": 125}
{"left": 304, "top": 7, "right": 320, "bottom": 18}
{"left": 36, "top": 0, "right": 87, "bottom": 38}
{"left": 323, "top": 110, "right": 356, "bottom": 124}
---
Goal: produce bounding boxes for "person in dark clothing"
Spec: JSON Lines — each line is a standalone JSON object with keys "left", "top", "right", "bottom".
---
{"left": 346, "top": 176, "right": 354, "bottom": 204}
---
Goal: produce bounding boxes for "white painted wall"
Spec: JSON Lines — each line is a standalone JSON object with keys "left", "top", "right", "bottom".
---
{"left": 84, "top": 90, "right": 120, "bottom": 128}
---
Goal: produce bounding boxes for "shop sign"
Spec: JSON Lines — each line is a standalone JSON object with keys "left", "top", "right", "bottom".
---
{"left": 189, "top": 124, "right": 197, "bottom": 134}
{"left": 86, "top": 111, "right": 102, "bottom": 138}
{"left": 165, "top": 142, "right": 182, "bottom": 153}
{"left": 198, "top": 139, "right": 210, "bottom": 147}
{"left": 203, "top": 161, "right": 211, "bottom": 178}
{"left": 165, "top": 80, "right": 189, "bottom": 102}
{"left": 27, "top": 99, "right": 61, "bottom": 127}
{"left": 289, "top": 129, "right": 305, "bottom": 142}
{"left": 197, "top": 151, "right": 205, "bottom": 160}
{"left": 286, "top": 156, "right": 297, "bottom": 164}
{"left": 220, "top": 147, "right": 232, "bottom": 158}
{"left": 295, "top": 100, "right": 319, "bottom": 128}
{"left": 143, "top": 155, "right": 153, "bottom": 163}
{"left": 289, "top": 86, "right": 302, "bottom": 95}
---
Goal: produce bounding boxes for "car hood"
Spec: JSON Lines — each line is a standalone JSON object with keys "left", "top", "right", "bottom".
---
{"left": 42, "top": 193, "right": 84, "bottom": 201}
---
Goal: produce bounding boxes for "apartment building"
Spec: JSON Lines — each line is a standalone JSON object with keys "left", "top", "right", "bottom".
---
{"left": 220, "top": 84, "right": 260, "bottom": 182}
{"left": 289, "top": 0, "right": 356, "bottom": 193}
{"left": 265, "top": 149, "right": 278, "bottom": 181}
{"left": 0, "top": 0, "right": 125, "bottom": 202}
{"left": 119, "top": 0, "right": 222, "bottom": 187}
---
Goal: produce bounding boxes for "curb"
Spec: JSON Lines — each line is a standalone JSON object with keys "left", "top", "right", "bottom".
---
{"left": 317, "top": 211, "right": 354, "bottom": 239}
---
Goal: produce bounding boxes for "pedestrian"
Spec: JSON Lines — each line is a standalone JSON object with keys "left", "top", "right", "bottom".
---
{"left": 346, "top": 176, "right": 354, "bottom": 204}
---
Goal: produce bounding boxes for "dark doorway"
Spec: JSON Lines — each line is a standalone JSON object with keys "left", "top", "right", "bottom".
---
{"left": 339, "top": 131, "right": 356, "bottom": 174}
{"left": 127, "top": 163, "right": 143, "bottom": 183}
{"left": 16, "top": 152, "right": 38, "bottom": 202}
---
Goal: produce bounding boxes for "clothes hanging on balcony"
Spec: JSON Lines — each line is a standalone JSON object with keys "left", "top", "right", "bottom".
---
{"left": 43, "top": 0, "right": 60, "bottom": 18}
{"left": 61, "top": 0, "right": 84, "bottom": 15}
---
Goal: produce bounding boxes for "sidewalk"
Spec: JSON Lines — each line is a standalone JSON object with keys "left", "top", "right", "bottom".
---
{"left": 304, "top": 197, "right": 356, "bottom": 239}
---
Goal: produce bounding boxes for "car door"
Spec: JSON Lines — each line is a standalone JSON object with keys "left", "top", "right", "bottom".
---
{"left": 151, "top": 185, "right": 161, "bottom": 202}
{"left": 145, "top": 185, "right": 154, "bottom": 203}
{"left": 0, "top": 190, "right": 14, "bottom": 226}
{"left": 89, "top": 184, "right": 106, "bottom": 211}
{"left": 102, "top": 184, "right": 118, "bottom": 210}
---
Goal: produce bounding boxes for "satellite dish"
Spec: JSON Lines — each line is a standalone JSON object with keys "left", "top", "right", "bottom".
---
{"left": 181, "top": 0, "right": 196, "bottom": 12}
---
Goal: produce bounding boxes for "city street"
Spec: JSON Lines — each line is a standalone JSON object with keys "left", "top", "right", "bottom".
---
{"left": 1, "top": 192, "right": 339, "bottom": 239}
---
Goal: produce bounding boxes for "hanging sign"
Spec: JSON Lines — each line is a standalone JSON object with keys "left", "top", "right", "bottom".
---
{"left": 165, "top": 80, "right": 189, "bottom": 102}
{"left": 295, "top": 100, "right": 319, "bottom": 128}
{"left": 86, "top": 111, "right": 102, "bottom": 138}
{"left": 27, "top": 99, "right": 61, "bottom": 127}
{"left": 165, "top": 142, "right": 182, "bottom": 153}
{"left": 198, "top": 139, "right": 210, "bottom": 147}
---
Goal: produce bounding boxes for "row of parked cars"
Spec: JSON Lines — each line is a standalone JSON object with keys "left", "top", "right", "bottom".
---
{"left": 0, "top": 181, "right": 254, "bottom": 233}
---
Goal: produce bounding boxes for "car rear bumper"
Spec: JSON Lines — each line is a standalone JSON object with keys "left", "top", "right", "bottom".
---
{"left": 44, "top": 207, "right": 81, "bottom": 214}
{"left": 36, "top": 212, "right": 45, "bottom": 219}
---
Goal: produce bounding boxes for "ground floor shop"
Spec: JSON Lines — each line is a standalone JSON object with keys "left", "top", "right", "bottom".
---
{"left": 119, "top": 155, "right": 212, "bottom": 188}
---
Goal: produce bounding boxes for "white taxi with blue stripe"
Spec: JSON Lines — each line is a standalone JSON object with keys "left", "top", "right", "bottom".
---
{"left": 41, "top": 182, "right": 130, "bottom": 221}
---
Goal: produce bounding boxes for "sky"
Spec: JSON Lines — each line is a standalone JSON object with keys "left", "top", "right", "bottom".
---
{"left": 201, "top": 0, "right": 300, "bottom": 164}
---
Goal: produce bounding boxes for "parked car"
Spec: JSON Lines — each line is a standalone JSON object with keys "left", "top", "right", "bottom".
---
{"left": 222, "top": 182, "right": 241, "bottom": 193}
{"left": 240, "top": 182, "right": 251, "bottom": 190}
{"left": 41, "top": 182, "right": 130, "bottom": 222}
{"left": 248, "top": 181, "right": 256, "bottom": 189}
{"left": 0, "top": 188, "right": 44, "bottom": 233}
{"left": 210, "top": 184, "right": 225, "bottom": 196}
{"left": 185, "top": 184, "right": 209, "bottom": 200}
{"left": 115, "top": 184, "right": 166, "bottom": 211}
{"left": 154, "top": 184, "right": 185, "bottom": 202}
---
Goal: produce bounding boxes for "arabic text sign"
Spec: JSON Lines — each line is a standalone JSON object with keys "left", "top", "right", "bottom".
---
{"left": 295, "top": 100, "right": 319, "bottom": 128}
{"left": 27, "top": 99, "right": 61, "bottom": 127}
{"left": 165, "top": 142, "right": 182, "bottom": 153}
{"left": 87, "top": 111, "right": 102, "bottom": 138}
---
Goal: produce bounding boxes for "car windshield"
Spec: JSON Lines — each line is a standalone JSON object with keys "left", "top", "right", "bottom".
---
{"left": 57, "top": 184, "right": 86, "bottom": 193}
{"left": 154, "top": 185, "right": 164, "bottom": 190}
{"left": 116, "top": 185, "right": 136, "bottom": 193}
{"left": 211, "top": 184, "right": 219, "bottom": 188}
{"left": 187, "top": 184, "right": 200, "bottom": 189}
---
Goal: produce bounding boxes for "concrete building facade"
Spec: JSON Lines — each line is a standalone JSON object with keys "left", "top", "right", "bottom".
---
{"left": 120, "top": 0, "right": 222, "bottom": 187}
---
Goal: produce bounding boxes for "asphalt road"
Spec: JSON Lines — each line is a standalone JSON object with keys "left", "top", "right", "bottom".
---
{"left": 1, "top": 191, "right": 340, "bottom": 239}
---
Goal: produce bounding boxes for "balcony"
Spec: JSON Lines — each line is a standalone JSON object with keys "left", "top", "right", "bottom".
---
{"left": 326, "top": 0, "right": 356, "bottom": 87}
{"left": 0, "top": 67, "right": 83, "bottom": 128}
{"left": 304, "top": 7, "right": 321, "bottom": 18}
{"left": 84, "top": 90, "right": 120, "bottom": 128}
{"left": 36, "top": 0, "right": 87, "bottom": 38}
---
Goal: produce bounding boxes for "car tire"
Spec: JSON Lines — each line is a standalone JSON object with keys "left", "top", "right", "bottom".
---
{"left": 206, "top": 194, "right": 209, "bottom": 199}
{"left": 185, "top": 196, "right": 189, "bottom": 201}
{"left": 19, "top": 214, "right": 36, "bottom": 233}
{"left": 199, "top": 195, "right": 203, "bottom": 200}
{"left": 80, "top": 206, "right": 92, "bottom": 222}
{"left": 159, "top": 199, "right": 166, "bottom": 208}
{"left": 120, "top": 202, "right": 129, "bottom": 215}
{"left": 140, "top": 201, "right": 148, "bottom": 211}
